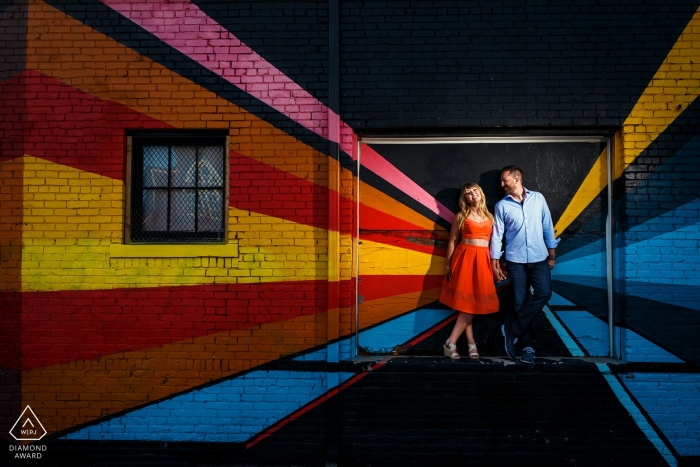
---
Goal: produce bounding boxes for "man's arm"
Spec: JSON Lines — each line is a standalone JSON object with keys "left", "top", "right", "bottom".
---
{"left": 540, "top": 195, "right": 560, "bottom": 250}
{"left": 541, "top": 195, "right": 559, "bottom": 269}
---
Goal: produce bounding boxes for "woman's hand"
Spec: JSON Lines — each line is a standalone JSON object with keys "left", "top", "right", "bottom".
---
{"left": 492, "top": 264, "right": 505, "bottom": 282}
{"left": 445, "top": 267, "right": 452, "bottom": 282}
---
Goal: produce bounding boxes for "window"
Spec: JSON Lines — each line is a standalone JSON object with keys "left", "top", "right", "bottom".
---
{"left": 128, "top": 132, "right": 228, "bottom": 243}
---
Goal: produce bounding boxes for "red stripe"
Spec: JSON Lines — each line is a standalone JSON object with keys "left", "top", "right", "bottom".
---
{"left": 245, "top": 359, "right": 390, "bottom": 450}
{"left": 15, "top": 71, "right": 349, "bottom": 231}
{"left": 21, "top": 70, "right": 171, "bottom": 179}
{"left": 0, "top": 72, "right": 25, "bottom": 163}
{"left": 359, "top": 202, "right": 436, "bottom": 232}
{"left": 17, "top": 280, "right": 348, "bottom": 370}
{"left": 230, "top": 152, "right": 337, "bottom": 230}
{"left": 0, "top": 292, "right": 22, "bottom": 370}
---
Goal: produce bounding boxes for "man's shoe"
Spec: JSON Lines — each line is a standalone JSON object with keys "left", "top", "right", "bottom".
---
{"left": 501, "top": 325, "right": 518, "bottom": 361}
{"left": 521, "top": 346, "right": 535, "bottom": 364}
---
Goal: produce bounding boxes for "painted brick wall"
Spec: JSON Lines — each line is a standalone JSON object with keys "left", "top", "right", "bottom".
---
{"left": 1, "top": 1, "right": 699, "bottom": 465}
{"left": 1, "top": 0, "right": 355, "bottom": 441}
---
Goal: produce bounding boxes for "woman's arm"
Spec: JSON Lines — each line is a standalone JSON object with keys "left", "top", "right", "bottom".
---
{"left": 490, "top": 204, "right": 506, "bottom": 282}
{"left": 444, "top": 216, "right": 461, "bottom": 281}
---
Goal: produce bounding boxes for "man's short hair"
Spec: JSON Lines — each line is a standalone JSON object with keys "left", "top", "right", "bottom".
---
{"left": 501, "top": 165, "right": 523, "bottom": 181}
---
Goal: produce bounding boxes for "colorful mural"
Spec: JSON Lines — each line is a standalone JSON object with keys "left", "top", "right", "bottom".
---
{"left": 1, "top": 1, "right": 699, "bottom": 466}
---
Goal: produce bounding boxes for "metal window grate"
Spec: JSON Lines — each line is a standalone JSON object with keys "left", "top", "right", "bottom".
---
{"left": 130, "top": 135, "right": 226, "bottom": 243}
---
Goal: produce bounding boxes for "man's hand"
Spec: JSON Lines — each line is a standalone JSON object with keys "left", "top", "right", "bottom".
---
{"left": 547, "top": 249, "right": 556, "bottom": 270}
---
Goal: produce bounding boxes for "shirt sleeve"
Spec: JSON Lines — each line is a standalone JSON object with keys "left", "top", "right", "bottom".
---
{"left": 540, "top": 195, "right": 560, "bottom": 249}
{"left": 490, "top": 203, "right": 505, "bottom": 259}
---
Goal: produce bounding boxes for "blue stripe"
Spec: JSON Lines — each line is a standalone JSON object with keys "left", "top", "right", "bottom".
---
{"left": 620, "top": 328, "right": 683, "bottom": 363}
{"left": 295, "top": 308, "right": 453, "bottom": 360}
{"left": 621, "top": 373, "right": 700, "bottom": 456}
{"left": 358, "top": 308, "right": 454, "bottom": 353}
{"left": 542, "top": 306, "right": 584, "bottom": 356}
{"left": 548, "top": 292, "right": 575, "bottom": 306}
{"left": 63, "top": 370, "right": 355, "bottom": 442}
{"left": 555, "top": 311, "right": 609, "bottom": 357}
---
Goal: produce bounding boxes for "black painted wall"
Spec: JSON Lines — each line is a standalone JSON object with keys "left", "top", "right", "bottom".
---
{"left": 339, "top": 0, "right": 698, "bottom": 129}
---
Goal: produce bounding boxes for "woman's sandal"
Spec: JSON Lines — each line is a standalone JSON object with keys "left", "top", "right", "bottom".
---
{"left": 468, "top": 343, "right": 479, "bottom": 360}
{"left": 443, "top": 340, "right": 460, "bottom": 360}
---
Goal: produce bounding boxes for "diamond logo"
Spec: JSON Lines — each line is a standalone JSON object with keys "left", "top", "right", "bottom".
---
{"left": 10, "top": 406, "right": 47, "bottom": 441}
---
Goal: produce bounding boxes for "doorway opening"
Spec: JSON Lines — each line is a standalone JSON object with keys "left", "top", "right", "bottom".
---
{"left": 354, "top": 135, "right": 615, "bottom": 360}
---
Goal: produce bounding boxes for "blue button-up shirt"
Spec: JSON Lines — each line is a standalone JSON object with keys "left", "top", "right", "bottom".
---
{"left": 490, "top": 188, "right": 560, "bottom": 263}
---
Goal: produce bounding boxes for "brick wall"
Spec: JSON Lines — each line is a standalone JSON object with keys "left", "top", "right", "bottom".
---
{"left": 1, "top": 0, "right": 699, "bottom": 465}
{"left": 1, "top": 0, "right": 355, "bottom": 440}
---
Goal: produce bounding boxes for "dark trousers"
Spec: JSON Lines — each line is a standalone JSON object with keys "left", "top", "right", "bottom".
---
{"left": 505, "top": 259, "right": 552, "bottom": 347}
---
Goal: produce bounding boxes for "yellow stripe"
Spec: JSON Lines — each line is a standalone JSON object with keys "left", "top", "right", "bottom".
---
{"left": 622, "top": 7, "right": 700, "bottom": 169}
{"left": 555, "top": 8, "right": 700, "bottom": 235}
{"left": 554, "top": 148, "right": 607, "bottom": 236}
{"left": 359, "top": 239, "right": 446, "bottom": 276}
{"left": 360, "top": 182, "right": 448, "bottom": 232}
{"left": 20, "top": 156, "right": 330, "bottom": 291}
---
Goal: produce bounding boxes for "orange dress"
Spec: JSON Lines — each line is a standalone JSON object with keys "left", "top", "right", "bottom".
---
{"left": 439, "top": 218, "right": 499, "bottom": 314}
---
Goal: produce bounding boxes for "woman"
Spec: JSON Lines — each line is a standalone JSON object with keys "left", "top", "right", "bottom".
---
{"left": 440, "top": 183, "right": 499, "bottom": 360}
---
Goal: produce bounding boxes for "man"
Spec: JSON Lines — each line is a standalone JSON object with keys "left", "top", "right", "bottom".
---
{"left": 490, "top": 166, "right": 559, "bottom": 364}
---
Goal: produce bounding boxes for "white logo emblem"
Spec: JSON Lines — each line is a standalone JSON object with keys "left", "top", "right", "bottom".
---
{"left": 10, "top": 406, "right": 47, "bottom": 441}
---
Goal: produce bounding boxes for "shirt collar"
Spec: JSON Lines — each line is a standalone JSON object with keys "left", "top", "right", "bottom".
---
{"left": 505, "top": 187, "right": 530, "bottom": 202}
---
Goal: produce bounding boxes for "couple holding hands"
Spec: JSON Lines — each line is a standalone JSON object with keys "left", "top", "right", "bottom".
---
{"left": 440, "top": 166, "right": 559, "bottom": 364}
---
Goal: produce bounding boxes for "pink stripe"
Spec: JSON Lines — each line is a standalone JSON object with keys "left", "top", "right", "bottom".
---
{"left": 99, "top": 0, "right": 438, "bottom": 223}
{"left": 101, "top": 0, "right": 354, "bottom": 154}
{"left": 361, "top": 144, "right": 455, "bottom": 223}
{"left": 328, "top": 110, "right": 340, "bottom": 144}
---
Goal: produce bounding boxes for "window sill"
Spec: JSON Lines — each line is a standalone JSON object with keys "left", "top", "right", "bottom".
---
{"left": 110, "top": 243, "right": 239, "bottom": 258}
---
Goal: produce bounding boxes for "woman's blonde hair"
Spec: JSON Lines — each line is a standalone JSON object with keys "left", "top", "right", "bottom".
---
{"left": 456, "top": 182, "right": 493, "bottom": 229}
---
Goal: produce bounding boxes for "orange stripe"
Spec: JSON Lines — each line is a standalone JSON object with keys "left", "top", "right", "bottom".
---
{"left": 360, "top": 275, "right": 444, "bottom": 302}
{"left": 359, "top": 232, "right": 447, "bottom": 256}
{"left": 360, "top": 182, "right": 446, "bottom": 231}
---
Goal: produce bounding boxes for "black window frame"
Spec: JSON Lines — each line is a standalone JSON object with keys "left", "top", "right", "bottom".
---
{"left": 127, "top": 131, "right": 229, "bottom": 244}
